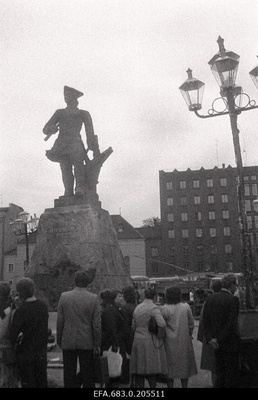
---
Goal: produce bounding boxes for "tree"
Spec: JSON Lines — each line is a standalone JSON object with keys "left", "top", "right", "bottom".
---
{"left": 141, "top": 217, "right": 161, "bottom": 227}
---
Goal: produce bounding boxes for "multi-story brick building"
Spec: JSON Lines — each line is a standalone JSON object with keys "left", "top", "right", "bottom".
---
{"left": 159, "top": 164, "right": 258, "bottom": 275}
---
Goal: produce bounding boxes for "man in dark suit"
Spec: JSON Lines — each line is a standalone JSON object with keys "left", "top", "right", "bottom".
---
{"left": 203, "top": 273, "right": 240, "bottom": 388}
{"left": 56, "top": 271, "right": 101, "bottom": 388}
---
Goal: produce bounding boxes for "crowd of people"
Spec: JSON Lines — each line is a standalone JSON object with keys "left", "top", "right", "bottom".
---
{"left": 56, "top": 271, "right": 198, "bottom": 388}
{"left": 0, "top": 272, "right": 242, "bottom": 388}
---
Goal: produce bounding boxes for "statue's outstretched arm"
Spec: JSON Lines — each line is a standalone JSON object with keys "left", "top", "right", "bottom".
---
{"left": 43, "top": 110, "right": 60, "bottom": 137}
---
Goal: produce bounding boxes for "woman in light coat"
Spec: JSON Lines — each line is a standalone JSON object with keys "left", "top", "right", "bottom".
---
{"left": 161, "top": 286, "right": 197, "bottom": 388}
{"left": 130, "top": 287, "right": 168, "bottom": 388}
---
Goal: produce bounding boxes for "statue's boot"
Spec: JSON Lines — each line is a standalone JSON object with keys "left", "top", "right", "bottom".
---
{"left": 60, "top": 162, "right": 74, "bottom": 196}
{"left": 74, "top": 163, "right": 85, "bottom": 196}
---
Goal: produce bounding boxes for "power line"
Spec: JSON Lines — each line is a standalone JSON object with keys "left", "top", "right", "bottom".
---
{"left": 132, "top": 255, "right": 193, "bottom": 273}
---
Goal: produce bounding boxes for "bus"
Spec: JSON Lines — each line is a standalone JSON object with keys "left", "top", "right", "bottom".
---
{"left": 209, "top": 272, "right": 245, "bottom": 288}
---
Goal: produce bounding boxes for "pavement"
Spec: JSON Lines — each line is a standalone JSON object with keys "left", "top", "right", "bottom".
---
{"left": 47, "top": 317, "right": 213, "bottom": 388}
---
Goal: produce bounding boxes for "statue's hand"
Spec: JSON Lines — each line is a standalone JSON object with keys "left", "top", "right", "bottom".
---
{"left": 45, "top": 124, "right": 59, "bottom": 136}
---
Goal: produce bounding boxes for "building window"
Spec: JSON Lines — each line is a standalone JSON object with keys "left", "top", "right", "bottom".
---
{"left": 220, "top": 178, "right": 227, "bottom": 187}
{"left": 208, "top": 211, "right": 216, "bottom": 220}
{"left": 169, "top": 246, "right": 176, "bottom": 255}
{"left": 196, "top": 245, "right": 203, "bottom": 254}
{"left": 255, "top": 215, "right": 258, "bottom": 229}
{"left": 222, "top": 194, "right": 228, "bottom": 203}
{"left": 167, "top": 213, "right": 174, "bottom": 222}
{"left": 225, "top": 244, "right": 232, "bottom": 254}
{"left": 254, "top": 202, "right": 258, "bottom": 212}
{"left": 198, "top": 262, "right": 204, "bottom": 272}
{"left": 183, "top": 246, "right": 189, "bottom": 255}
{"left": 247, "top": 215, "right": 252, "bottom": 229}
{"left": 194, "top": 196, "right": 201, "bottom": 205}
{"left": 181, "top": 212, "right": 188, "bottom": 222}
{"left": 167, "top": 197, "right": 173, "bottom": 206}
{"left": 180, "top": 181, "right": 186, "bottom": 189}
{"left": 180, "top": 196, "right": 187, "bottom": 206}
{"left": 224, "top": 227, "right": 231, "bottom": 236}
{"left": 244, "top": 184, "right": 250, "bottom": 196}
{"left": 195, "top": 211, "right": 202, "bottom": 221}
{"left": 196, "top": 228, "right": 202, "bottom": 238}
{"left": 211, "top": 244, "right": 218, "bottom": 254}
{"left": 210, "top": 228, "right": 216, "bottom": 237}
{"left": 150, "top": 247, "right": 159, "bottom": 257}
{"left": 166, "top": 181, "right": 173, "bottom": 190}
{"left": 244, "top": 176, "right": 249, "bottom": 181}
{"left": 151, "top": 262, "right": 159, "bottom": 275}
{"left": 118, "top": 224, "right": 124, "bottom": 232}
{"left": 168, "top": 229, "right": 175, "bottom": 239}
{"left": 182, "top": 229, "right": 189, "bottom": 238}
{"left": 226, "top": 262, "right": 233, "bottom": 271}
{"left": 222, "top": 210, "right": 229, "bottom": 219}
{"left": 252, "top": 184, "right": 258, "bottom": 196}
{"left": 184, "top": 262, "right": 190, "bottom": 270}
{"left": 208, "top": 195, "right": 214, "bottom": 204}
{"left": 8, "top": 264, "right": 14, "bottom": 273}
{"left": 207, "top": 179, "right": 213, "bottom": 187}
{"left": 251, "top": 175, "right": 257, "bottom": 181}
{"left": 193, "top": 180, "right": 200, "bottom": 188}
{"left": 245, "top": 199, "right": 251, "bottom": 212}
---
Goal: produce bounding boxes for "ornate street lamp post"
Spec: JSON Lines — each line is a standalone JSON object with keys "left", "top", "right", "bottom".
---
{"left": 179, "top": 36, "right": 258, "bottom": 309}
{"left": 10, "top": 211, "right": 39, "bottom": 269}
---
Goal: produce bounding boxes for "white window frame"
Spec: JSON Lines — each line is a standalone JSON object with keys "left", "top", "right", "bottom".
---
{"left": 167, "top": 197, "right": 173, "bottom": 206}
{"left": 166, "top": 181, "right": 173, "bottom": 190}
{"left": 194, "top": 196, "right": 201, "bottom": 205}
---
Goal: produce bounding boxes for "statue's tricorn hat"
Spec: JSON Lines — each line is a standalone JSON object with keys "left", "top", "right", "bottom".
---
{"left": 64, "top": 85, "right": 84, "bottom": 99}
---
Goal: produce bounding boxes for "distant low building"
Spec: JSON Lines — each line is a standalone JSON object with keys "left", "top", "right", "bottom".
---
{"left": 111, "top": 215, "right": 146, "bottom": 276}
{"left": 0, "top": 203, "right": 24, "bottom": 283}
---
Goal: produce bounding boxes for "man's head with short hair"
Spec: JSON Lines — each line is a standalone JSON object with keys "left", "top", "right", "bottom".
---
{"left": 16, "top": 278, "right": 35, "bottom": 301}
{"left": 74, "top": 271, "right": 90, "bottom": 288}
{"left": 211, "top": 279, "right": 222, "bottom": 293}
{"left": 221, "top": 274, "right": 237, "bottom": 294}
{"left": 144, "top": 287, "right": 157, "bottom": 300}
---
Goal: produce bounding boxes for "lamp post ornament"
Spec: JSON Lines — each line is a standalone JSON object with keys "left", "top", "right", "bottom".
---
{"left": 179, "top": 36, "right": 258, "bottom": 309}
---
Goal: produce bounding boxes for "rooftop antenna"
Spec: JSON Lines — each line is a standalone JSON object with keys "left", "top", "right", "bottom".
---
{"left": 119, "top": 207, "right": 121, "bottom": 216}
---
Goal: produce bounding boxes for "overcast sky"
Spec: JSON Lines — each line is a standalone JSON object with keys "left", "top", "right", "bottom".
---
{"left": 1, "top": 0, "right": 258, "bottom": 227}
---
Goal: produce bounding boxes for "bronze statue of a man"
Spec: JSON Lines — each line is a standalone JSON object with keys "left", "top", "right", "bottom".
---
{"left": 43, "top": 86, "right": 100, "bottom": 197}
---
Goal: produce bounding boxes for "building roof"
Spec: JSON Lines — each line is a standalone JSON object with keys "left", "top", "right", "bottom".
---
{"left": 111, "top": 215, "right": 144, "bottom": 240}
{"left": 18, "top": 230, "right": 38, "bottom": 244}
{"left": 136, "top": 225, "right": 162, "bottom": 239}
{"left": 4, "top": 248, "right": 17, "bottom": 256}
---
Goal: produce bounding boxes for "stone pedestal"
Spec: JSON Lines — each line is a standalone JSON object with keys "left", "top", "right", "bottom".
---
{"left": 27, "top": 200, "right": 132, "bottom": 311}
